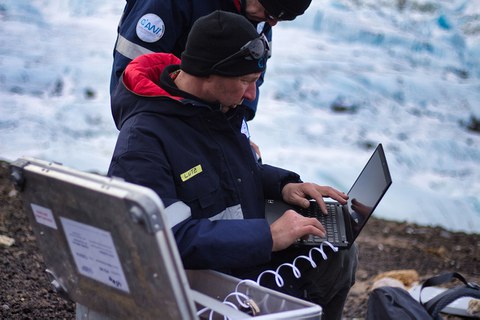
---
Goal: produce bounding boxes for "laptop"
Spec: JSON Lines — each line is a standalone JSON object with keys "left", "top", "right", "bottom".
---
{"left": 265, "top": 143, "right": 392, "bottom": 249}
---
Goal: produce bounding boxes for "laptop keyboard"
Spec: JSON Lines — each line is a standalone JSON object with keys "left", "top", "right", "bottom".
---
{"left": 299, "top": 202, "right": 341, "bottom": 244}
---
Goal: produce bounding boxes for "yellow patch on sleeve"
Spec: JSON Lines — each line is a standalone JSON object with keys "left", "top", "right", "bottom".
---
{"left": 180, "top": 164, "right": 203, "bottom": 182}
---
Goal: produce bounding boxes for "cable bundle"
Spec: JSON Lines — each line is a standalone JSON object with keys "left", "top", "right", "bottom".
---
{"left": 196, "top": 241, "right": 338, "bottom": 319}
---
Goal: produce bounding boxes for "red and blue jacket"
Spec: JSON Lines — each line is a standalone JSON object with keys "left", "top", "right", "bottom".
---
{"left": 108, "top": 53, "right": 301, "bottom": 274}
{"left": 110, "top": 0, "right": 272, "bottom": 120}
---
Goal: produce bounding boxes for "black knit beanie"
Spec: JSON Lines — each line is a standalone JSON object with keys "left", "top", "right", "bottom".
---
{"left": 181, "top": 11, "right": 267, "bottom": 77}
{"left": 259, "top": 0, "right": 312, "bottom": 21}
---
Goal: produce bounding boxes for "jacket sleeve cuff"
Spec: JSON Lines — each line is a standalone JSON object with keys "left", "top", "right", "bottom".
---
{"left": 261, "top": 164, "right": 302, "bottom": 199}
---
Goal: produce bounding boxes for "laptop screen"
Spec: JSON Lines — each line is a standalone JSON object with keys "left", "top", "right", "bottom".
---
{"left": 346, "top": 144, "right": 392, "bottom": 240}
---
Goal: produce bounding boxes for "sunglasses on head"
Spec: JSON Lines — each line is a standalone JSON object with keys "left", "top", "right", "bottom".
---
{"left": 210, "top": 34, "right": 270, "bottom": 72}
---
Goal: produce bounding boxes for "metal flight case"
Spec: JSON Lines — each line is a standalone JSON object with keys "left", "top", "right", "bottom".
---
{"left": 10, "top": 157, "right": 322, "bottom": 320}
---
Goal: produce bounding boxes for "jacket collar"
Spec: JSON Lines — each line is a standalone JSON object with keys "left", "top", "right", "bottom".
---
{"left": 122, "top": 53, "right": 182, "bottom": 98}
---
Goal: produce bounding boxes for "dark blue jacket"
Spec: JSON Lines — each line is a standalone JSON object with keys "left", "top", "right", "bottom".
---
{"left": 108, "top": 53, "right": 301, "bottom": 272}
{"left": 111, "top": 0, "right": 272, "bottom": 120}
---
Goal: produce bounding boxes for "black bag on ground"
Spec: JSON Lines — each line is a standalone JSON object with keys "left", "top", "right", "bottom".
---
{"left": 366, "top": 286, "right": 432, "bottom": 320}
{"left": 366, "top": 272, "right": 480, "bottom": 320}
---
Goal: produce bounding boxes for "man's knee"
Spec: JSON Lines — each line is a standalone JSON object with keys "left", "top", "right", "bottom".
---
{"left": 304, "top": 243, "right": 358, "bottom": 302}
{"left": 341, "top": 243, "right": 359, "bottom": 287}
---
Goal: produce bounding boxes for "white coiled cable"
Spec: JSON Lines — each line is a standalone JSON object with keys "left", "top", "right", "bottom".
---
{"left": 256, "top": 241, "right": 338, "bottom": 287}
{"left": 195, "top": 241, "right": 338, "bottom": 318}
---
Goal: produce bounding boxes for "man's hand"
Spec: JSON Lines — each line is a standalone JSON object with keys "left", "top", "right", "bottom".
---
{"left": 250, "top": 140, "right": 261, "bottom": 160}
{"left": 270, "top": 209, "right": 326, "bottom": 252}
{"left": 281, "top": 182, "right": 348, "bottom": 214}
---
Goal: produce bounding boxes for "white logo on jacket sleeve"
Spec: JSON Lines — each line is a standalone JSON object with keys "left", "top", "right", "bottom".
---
{"left": 241, "top": 119, "right": 251, "bottom": 138}
{"left": 256, "top": 22, "right": 265, "bottom": 34}
{"left": 136, "top": 13, "right": 165, "bottom": 43}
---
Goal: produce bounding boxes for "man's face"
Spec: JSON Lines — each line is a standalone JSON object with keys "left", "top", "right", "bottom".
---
{"left": 244, "top": 0, "right": 279, "bottom": 26}
{"left": 204, "top": 73, "right": 262, "bottom": 113}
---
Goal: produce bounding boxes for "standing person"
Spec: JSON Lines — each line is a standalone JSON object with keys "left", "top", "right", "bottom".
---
{"left": 110, "top": 0, "right": 313, "bottom": 122}
{"left": 108, "top": 11, "right": 357, "bottom": 320}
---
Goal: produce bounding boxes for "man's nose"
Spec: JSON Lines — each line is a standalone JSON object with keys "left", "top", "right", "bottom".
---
{"left": 243, "top": 83, "right": 257, "bottom": 102}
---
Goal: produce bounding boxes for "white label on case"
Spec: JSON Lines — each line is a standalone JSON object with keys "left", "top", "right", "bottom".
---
{"left": 61, "top": 217, "right": 130, "bottom": 293}
{"left": 30, "top": 203, "right": 58, "bottom": 229}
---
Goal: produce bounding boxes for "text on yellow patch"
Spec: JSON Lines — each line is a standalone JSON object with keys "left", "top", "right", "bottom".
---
{"left": 180, "top": 164, "right": 203, "bottom": 182}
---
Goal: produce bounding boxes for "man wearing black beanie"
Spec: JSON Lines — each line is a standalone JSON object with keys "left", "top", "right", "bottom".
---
{"left": 106, "top": 10, "right": 358, "bottom": 320}
{"left": 180, "top": 11, "right": 269, "bottom": 78}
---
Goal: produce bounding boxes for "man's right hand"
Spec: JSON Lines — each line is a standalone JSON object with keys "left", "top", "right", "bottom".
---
{"left": 269, "top": 209, "right": 326, "bottom": 252}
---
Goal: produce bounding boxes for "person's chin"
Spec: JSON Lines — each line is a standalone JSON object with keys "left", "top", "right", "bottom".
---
{"left": 245, "top": 14, "right": 264, "bottom": 23}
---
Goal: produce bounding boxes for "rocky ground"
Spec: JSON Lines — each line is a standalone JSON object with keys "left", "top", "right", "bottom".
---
{"left": 1, "top": 160, "right": 479, "bottom": 319}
